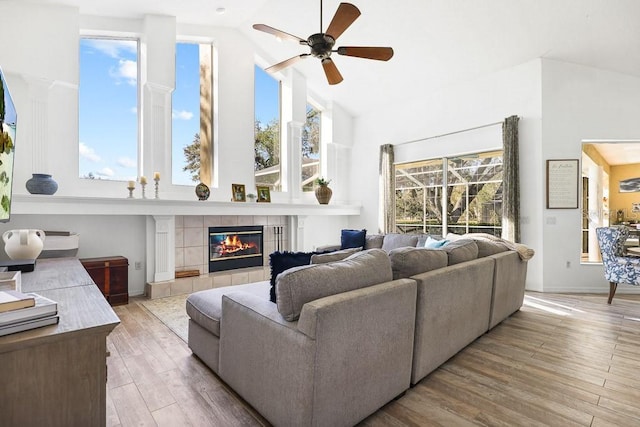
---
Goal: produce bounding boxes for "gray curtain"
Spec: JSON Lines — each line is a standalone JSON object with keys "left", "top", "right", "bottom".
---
{"left": 502, "top": 115, "right": 520, "bottom": 242}
{"left": 379, "top": 144, "right": 395, "bottom": 233}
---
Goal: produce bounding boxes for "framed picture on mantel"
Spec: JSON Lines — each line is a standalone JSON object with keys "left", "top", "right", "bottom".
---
{"left": 546, "top": 159, "right": 579, "bottom": 209}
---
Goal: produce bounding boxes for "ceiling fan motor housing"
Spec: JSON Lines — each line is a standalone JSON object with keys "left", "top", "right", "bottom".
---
{"left": 307, "top": 33, "right": 336, "bottom": 59}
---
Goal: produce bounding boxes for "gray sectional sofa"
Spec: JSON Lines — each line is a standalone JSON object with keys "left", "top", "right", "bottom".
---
{"left": 186, "top": 233, "right": 533, "bottom": 427}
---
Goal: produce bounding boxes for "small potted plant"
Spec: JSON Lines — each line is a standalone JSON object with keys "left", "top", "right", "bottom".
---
{"left": 314, "top": 177, "right": 332, "bottom": 205}
{"left": 246, "top": 193, "right": 257, "bottom": 202}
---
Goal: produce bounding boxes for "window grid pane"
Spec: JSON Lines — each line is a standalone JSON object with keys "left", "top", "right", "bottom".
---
{"left": 394, "top": 150, "right": 503, "bottom": 237}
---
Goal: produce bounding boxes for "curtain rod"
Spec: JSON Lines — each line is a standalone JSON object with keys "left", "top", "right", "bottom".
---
{"left": 394, "top": 121, "right": 503, "bottom": 147}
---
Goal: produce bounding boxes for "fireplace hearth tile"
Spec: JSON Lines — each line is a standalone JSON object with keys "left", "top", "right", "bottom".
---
{"left": 175, "top": 228, "right": 184, "bottom": 248}
{"left": 172, "top": 278, "right": 193, "bottom": 295}
{"left": 185, "top": 246, "right": 205, "bottom": 267}
{"left": 184, "top": 215, "right": 204, "bottom": 228}
{"left": 213, "top": 274, "right": 232, "bottom": 288}
{"left": 193, "top": 276, "right": 213, "bottom": 292}
{"left": 249, "top": 269, "right": 265, "bottom": 283}
{"left": 175, "top": 248, "right": 185, "bottom": 268}
{"left": 184, "top": 228, "right": 204, "bottom": 247}
{"left": 231, "top": 272, "right": 249, "bottom": 285}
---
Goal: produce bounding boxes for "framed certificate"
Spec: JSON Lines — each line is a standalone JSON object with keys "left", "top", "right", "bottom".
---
{"left": 546, "top": 159, "right": 579, "bottom": 209}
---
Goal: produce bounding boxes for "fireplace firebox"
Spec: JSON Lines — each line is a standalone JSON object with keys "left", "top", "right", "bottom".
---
{"left": 209, "top": 226, "right": 264, "bottom": 272}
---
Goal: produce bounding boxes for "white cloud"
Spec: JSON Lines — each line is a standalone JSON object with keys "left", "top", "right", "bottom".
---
{"left": 172, "top": 109, "right": 194, "bottom": 120}
{"left": 110, "top": 59, "right": 137, "bottom": 86}
{"left": 84, "top": 39, "right": 137, "bottom": 59}
{"left": 117, "top": 157, "right": 136, "bottom": 168}
{"left": 79, "top": 142, "right": 101, "bottom": 162}
{"left": 130, "top": 107, "right": 137, "bottom": 114}
{"left": 96, "top": 167, "right": 115, "bottom": 177}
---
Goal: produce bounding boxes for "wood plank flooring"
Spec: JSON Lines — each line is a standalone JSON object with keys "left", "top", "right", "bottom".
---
{"left": 107, "top": 292, "right": 640, "bottom": 426}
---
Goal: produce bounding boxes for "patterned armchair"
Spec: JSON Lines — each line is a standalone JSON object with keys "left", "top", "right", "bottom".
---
{"left": 596, "top": 226, "right": 640, "bottom": 304}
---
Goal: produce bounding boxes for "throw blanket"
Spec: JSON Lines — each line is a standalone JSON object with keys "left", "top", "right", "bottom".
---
{"left": 463, "top": 233, "right": 535, "bottom": 261}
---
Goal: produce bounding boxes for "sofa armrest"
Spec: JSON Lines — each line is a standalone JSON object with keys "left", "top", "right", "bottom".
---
{"left": 218, "top": 292, "right": 315, "bottom": 427}
{"left": 296, "top": 278, "right": 417, "bottom": 427}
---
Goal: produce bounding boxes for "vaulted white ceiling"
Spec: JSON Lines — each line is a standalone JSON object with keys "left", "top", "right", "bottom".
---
{"left": 26, "top": 0, "right": 640, "bottom": 117}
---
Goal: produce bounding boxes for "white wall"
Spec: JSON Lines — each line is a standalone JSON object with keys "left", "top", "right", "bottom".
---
{"left": 541, "top": 59, "right": 640, "bottom": 292}
{"left": 349, "top": 59, "right": 544, "bottom": 290}
{"left": 0, "top": 215, "right": 147, "bottom": 295}
{"left": 0, "top": 1, "right": 356, "bottom": 291}
{"left": 350, "top": 56, "right": 640, "bottom": 294}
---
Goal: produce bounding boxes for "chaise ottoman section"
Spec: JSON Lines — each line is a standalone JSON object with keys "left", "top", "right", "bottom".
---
{"left": 187, "top": 280, "right": 270, "bottom": 373}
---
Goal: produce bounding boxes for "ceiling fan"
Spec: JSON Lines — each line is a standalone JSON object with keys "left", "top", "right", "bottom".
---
{"left": 253, "top": 1, "right": 394, "bottom": 85}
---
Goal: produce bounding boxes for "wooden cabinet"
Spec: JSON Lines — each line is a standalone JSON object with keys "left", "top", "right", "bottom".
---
{"left": 0, "top": 258, "right": 120, "bottom": 427}
{"left": 81, "top": 256, "right": 129, "bottom": 305}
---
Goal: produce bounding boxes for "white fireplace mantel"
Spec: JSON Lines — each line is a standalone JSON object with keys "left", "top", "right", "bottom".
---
{"left": 13, "top": 194, "right": 361, "bottom": 284}
{"left": 11, "top": 194, "right": 361, "bottom": 216}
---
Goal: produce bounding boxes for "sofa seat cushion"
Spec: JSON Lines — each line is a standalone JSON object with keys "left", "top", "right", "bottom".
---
{"left": 186, "top": 280, "right": 270, "bottom": 337}
{"left": 276, "top": 249, "right": 393, "bottom": 321}
{"left": 388, "top": 247, "right": 448, "bottom": 279}
{"left": 381, "top": 233, "right": 420, "bottom": 252}
{"left": 442, "top": 239, "right": 479, "bottom": 265}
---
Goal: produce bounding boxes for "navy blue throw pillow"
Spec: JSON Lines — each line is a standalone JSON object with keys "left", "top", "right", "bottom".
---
{"left": 269, "top": 251, "right": 315, "bottom": 303}
{"left": 341, "top": 229, "right": 366, "bottom": 250}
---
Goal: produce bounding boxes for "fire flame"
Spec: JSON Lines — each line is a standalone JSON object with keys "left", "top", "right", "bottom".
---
{"left": 218, "top": 235, "right": 257, "bottom": 256}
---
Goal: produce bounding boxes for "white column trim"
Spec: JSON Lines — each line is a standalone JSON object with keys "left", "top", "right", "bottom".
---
{"left": 151, "top": 215, "right": 175, "bottom": 282}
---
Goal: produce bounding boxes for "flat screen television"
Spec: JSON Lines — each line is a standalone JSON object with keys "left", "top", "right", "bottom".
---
{"left": 0, "top": 67, "right": 16, "bottom": 222}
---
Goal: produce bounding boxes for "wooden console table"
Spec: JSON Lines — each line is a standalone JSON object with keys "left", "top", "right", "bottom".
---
{"left": 0, "top": 257, "right": 120, "bottom": 426}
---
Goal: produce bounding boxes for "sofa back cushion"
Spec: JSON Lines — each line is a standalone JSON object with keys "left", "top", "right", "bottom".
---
{"left": 388, "top": 247, "right": 448, "bottom": 279}
{"left": 364, "top": 234, "right": 385, "bottom": 249}
{"left": 472, "top": 239, "right": 509, "bottom": 258}
{"left": 276, "top": 249, "right": 393, "bottom": 321}
{"left": 310, "top": 247, "right": 361, "bottom": 264}
{"left": 442, "top": 239, "right": 479, "bottom": 265}
{"left": 269, "top": 251, "right": 315, "bottom": 302}
{"left": 381, "top": 233, "right": 420, "bottom": 252}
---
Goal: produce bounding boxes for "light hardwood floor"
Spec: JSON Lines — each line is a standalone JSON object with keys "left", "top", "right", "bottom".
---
{"left": 107, "top": 292, "right": 640, "bottom": 426}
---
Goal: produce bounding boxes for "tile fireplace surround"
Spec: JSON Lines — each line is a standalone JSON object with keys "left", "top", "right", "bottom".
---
{"left": 146, "top": 215, "right": 288, "bottom": 299}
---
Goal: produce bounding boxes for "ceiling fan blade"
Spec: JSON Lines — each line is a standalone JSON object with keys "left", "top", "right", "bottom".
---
{"left": 252, "top": 24, "right": 307, "bottom": 44}
{"left": 321, "top": 58, "right": 343, "bottom": 85}
{"left": 265, "top": 54, "right": 309, "bottom": 74}
{"left": 337, "top": 46, "right": 394, "bottom": 61}
{"left": 325, "top": 3, "right": 361, "bottom": 40}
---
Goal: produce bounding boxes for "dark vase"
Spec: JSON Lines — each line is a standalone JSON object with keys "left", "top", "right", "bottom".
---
{"left": 315, "top": 184, "right": 332, "bottom": 205}
{"left": 26, "top": 173, "right": 58, "bottom": 195}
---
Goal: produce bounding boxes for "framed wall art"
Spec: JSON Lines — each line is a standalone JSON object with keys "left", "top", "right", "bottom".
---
{"left": 256, "top": 186, "right": 271, "bottom": 203}
{"left": 231, "top": 184, "right": 246, "bottom": 202}
{"left": 546, "top": 159, "right": 579, "bottom": 209}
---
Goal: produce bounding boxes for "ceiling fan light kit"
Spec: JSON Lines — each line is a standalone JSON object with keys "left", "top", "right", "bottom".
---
{"left": 253, "top": 1, "right": 393, "bottom": 85}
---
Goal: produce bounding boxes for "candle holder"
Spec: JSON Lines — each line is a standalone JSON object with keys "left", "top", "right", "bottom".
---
{"left": 154, "top": 178, "right": 160, "bottom": 199}
{"left": 127, "top": 185, "right": 135, "bottom": 198}
{"left": 141, "top": 182, "right": 147, "bottom": 199}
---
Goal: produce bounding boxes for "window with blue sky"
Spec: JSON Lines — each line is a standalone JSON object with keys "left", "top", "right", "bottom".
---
{"left": 172, "top": 42, "right": 213, "bottom": 186}
{"left": 79, "top": 38, "right": 138, "bottom": 180}
{"left": 302, "top": 104, "right": 321, "bottom": 192}
{"left": 254, "top": 65, "right": 281, "bottom": 191}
